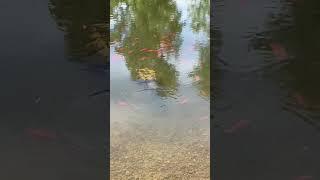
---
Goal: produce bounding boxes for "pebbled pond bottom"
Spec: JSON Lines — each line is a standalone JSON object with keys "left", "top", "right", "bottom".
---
{"left": 110, "top": 120, "right": 210, "bottom": 180}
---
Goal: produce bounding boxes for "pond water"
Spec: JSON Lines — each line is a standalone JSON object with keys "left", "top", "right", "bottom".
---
{"left": 0, "top": 0, "right": 107, "bottom": 179}
{"left": 2, "top": 0, "right": 319, "bottom": 179}
{"left": 214, "top": 0, "right": 320, "bottom": 179}
{"left": 110, "top": 0, "right": 210, "bottom": 179}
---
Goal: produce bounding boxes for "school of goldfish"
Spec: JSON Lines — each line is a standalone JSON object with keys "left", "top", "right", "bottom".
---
{"left": 112, "top": 33, "right": 178, "bottom": 61}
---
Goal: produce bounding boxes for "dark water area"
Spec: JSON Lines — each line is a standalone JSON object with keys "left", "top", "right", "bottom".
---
{"left": 0, "top": 0, "right": 107, "bottom": 179}
{"left": 213, "top": 0, "right": 320, "bottom": 179}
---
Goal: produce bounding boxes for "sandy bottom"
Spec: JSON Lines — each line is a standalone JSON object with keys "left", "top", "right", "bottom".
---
{"left": 110, "top": 121, "right": 210, "bottom": 180}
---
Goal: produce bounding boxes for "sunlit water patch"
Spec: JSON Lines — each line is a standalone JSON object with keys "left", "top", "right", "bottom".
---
{"left": 110, "top": 0, "right": 210, "bottom": 179}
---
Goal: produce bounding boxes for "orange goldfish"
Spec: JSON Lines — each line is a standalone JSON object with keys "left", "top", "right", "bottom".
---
{"left": 270, "top": 42, "right": 289, "bottom": 61}
{"left": 25, "top": 128, "right": 58, "bottom": 140}
{"left": 224, "top": 120, "right": 250, "bottom": 134}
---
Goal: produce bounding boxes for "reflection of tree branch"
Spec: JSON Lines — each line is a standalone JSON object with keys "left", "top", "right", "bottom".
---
{"left": 283, "top": 104, "right": 320, "bottom": 132}
{"left": 89, "top": 89, "right": 109, "bottom": 97}
{"left": 188, "top": 0, "right": 210, "bottom": 33}
{"left": 136, "top": 88, "right": 173, "bottom": 92}
{"left": 216, "top": 56, "right": 229, "bottom": 66}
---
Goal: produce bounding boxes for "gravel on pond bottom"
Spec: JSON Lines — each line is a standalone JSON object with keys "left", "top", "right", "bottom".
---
{"left": 111, "top": 138, "right": 210, "bottom": 180}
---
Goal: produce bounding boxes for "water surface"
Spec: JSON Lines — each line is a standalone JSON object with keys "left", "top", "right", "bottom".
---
{"left": 110, "top": 0, "right": 210, "bottom": 179}
{"left": 0, "top": 0, "right": 107, "bottom": 179}
{"left": 213, "top": 0, "right": 320, "bottom": 179}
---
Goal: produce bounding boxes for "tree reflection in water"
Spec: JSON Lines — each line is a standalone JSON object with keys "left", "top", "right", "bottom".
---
{"left": 49, "top": 0, "right": 107, "bottom": 59}
{"left": 248, "top": 0, "right": 320, "bottom": 127}
{"left": 111, "top": 0, "right": 183, "bottom": 98}
{"left": 188, "top": 0, "right": 210, "bottom": 99}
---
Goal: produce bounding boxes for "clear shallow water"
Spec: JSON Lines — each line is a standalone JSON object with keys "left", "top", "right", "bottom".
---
{"left": 110, "top": 0, "right": 210, "bottom": 179}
